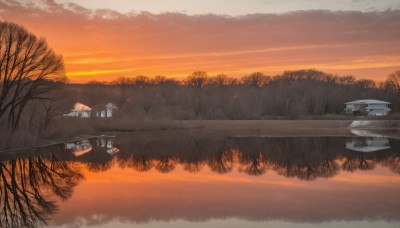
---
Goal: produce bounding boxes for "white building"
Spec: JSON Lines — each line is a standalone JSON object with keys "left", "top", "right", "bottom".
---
{"left": 64, "top": 102, "right": 118, "bottom": 118}
{"left": 344, "top": 99, "right": 391, "bottom": 116}
{"left": 94, "top": 102, "right": 119, "bottom": 118}
{"left": 64, "top": 102, "right": 92, "bottom": 118}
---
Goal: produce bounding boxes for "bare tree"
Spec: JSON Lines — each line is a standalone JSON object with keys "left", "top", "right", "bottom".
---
{"left": 112, "top": 77, "right": 134, "bottom": 102}
{"left": 133, "top": 75, "right": 150, "bottom": 87}
{"left": 338, "top": 75, "right": 356, "bottom": 86}
{"left": 385, "top": 71, "right": 400, "bottom": 93}
{"left": 209, "top": 73, "right": 237, "bottom": 87}
{"left": 186, "top": 71, "right": 209, "bottom": 88}
{"left": 355, "top": 79, "right": 376, "bottom": 90}
{"left": 152, "top": 75, "right": 178, "bottom": 85}
{"left": 241, "top": 72, "right": 271, "bottom": 87}
{"left": 0, "top": 22, "right": 64, "bottom": 130}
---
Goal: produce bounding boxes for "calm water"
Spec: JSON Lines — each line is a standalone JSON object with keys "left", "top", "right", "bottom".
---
{"left": 0, "top": 131, "right": 399, "bottom": 228}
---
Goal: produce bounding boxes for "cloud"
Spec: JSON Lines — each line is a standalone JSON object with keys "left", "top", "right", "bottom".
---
{"left": 1, "top": 0, "right": 399, "bottom": 82}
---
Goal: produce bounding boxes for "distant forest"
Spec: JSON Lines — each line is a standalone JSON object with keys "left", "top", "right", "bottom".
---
{"left": 59, "top": 69, "right": 400, "bottom": 120}
{"left": 2, "top": 68, "right": 400, "bottom": 144}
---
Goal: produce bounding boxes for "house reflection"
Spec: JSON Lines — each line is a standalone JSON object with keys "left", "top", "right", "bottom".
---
{"left": 97, "top": 137, "right": 120, "bottom": 155}
{"left": 65, "top": 136, "right": 119, "bottom": 157}
{"left": 66, "top": 139, "right": 92, "bottom": 156}
{"left": 346, "top": 137, "right": 390, "bottom": 152}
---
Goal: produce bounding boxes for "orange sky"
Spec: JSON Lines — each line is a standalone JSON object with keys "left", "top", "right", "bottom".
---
{"left": 1, "top": 1, "right": 400, "bottom": 83}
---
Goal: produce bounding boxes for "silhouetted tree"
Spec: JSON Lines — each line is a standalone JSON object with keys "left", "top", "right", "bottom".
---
{"left": 209, "top": 74, "right": 237, "bottom": 87}
{"left": 186, "top": 71, "right": 209, "bottom": 88}
{"left": 241, "top": 72, "right": 271, "bottom": 87}
{"left": 0, "top": 22, "right": 64, "bottom": 130}
{"left": 112, "top": 77, "right": 135, "bottom": 102}
{"left": 385, "top": 71, "right": 400, "bottom": 93}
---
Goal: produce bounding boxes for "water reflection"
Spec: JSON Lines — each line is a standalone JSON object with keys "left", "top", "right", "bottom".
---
{"left": 58, "top": 134, "right": 400, "bottom": 178}
{"left": 0, "top": 133, "right": 399, "bottom": 227}
{"left": 0, "top": 147, "right": 83, "bottom": 227}
{"left": 101, "top": 135, "right": 399, "bottom": 179}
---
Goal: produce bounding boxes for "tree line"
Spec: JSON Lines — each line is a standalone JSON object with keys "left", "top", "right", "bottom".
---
{"left": 72, "top": 69, "right": 400, "bottom": 120}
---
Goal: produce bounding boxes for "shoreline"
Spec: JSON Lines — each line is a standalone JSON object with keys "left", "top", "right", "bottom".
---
{"left": 1, "top": 120, "right": 399, "bottom": 153}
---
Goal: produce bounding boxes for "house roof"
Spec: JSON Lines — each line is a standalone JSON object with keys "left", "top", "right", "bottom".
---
{"left": 105, "top": 102, "right": 118, "bottom": 109}
{"left": 92, "top": 102, "right": 118, "bottom": 111}
{"left": 72, "top": 102, "right": 91, "bottom": 111}
{"left": 345, "top": 99, "right": 391, "bottom": 105}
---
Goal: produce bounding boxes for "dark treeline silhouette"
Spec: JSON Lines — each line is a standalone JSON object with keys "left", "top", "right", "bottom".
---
{"left": 58, "top": 70, "right": 400, "bottom": 121}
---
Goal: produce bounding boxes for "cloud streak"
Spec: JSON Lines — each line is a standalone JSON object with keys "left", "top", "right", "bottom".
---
{"left": 1, "top": 0, "right": 399, "bottom": 82}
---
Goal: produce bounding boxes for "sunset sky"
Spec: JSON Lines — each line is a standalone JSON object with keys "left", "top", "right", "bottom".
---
{"left": 1, "top": 0, "right": 399, "bottom": 83}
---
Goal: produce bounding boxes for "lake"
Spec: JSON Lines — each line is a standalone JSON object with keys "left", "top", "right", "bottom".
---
{"left": 0, "top": 130, "right": 399, "bottom": 228}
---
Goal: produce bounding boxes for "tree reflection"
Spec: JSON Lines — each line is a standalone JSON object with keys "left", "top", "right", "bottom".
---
{"left": 81, "top": 133, "right": 400, "bottom": 179}
{"left": 182, "top": 161, "right": 204, "bottom": 173}
{"left": 342, "top": 152, "right": 375, "bottom": 171}
{"left": 318, "top": 160, "right": 340, "bottom": 178}
{"left": 130, "top": 154, "right": 154, "bottom": 172}
{"left": 208, "top": 149, "right": 234, "bottom": 174}
{"left": 275, "top": 159, "right": 339, "bottom": 181}
{"left": 0, "top": 153, "right": 83, "bottom": 227}
{"left": 238, "top": 150, "right": 267, "bottom": 176}
{"left": 180, "top": 139, "right": 206, "bottom": 173}
{"left": 380, "top": 149, "right": 400, "bottom": 175}
{"left": 155, "top": 156, "right": 177, "bottom": 173}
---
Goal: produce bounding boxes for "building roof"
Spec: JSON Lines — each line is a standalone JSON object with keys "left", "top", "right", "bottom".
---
{"left": 72, "top": 102, "right": 91, "bottom": 111}
{"left": 92, "top": 102, "right": 118, "bottom": 111}
{"left": 345, "top": 99, "right": 391, "bottom": 105}
{"left": 105, "top": 102, "right": 119, "bottom": 109}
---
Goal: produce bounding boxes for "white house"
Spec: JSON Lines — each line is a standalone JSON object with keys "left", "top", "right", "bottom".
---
{"left": 344, "top": 99, "right": 391, "bottom": 116}
{"left": 64, "top": 102, "right": 118, "bottom": 118}
{"left": 64, "top": 102, "right": 92, "bottom": 118}
{"left": 94, "top": 102, "right": 118, "bottom": 118}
